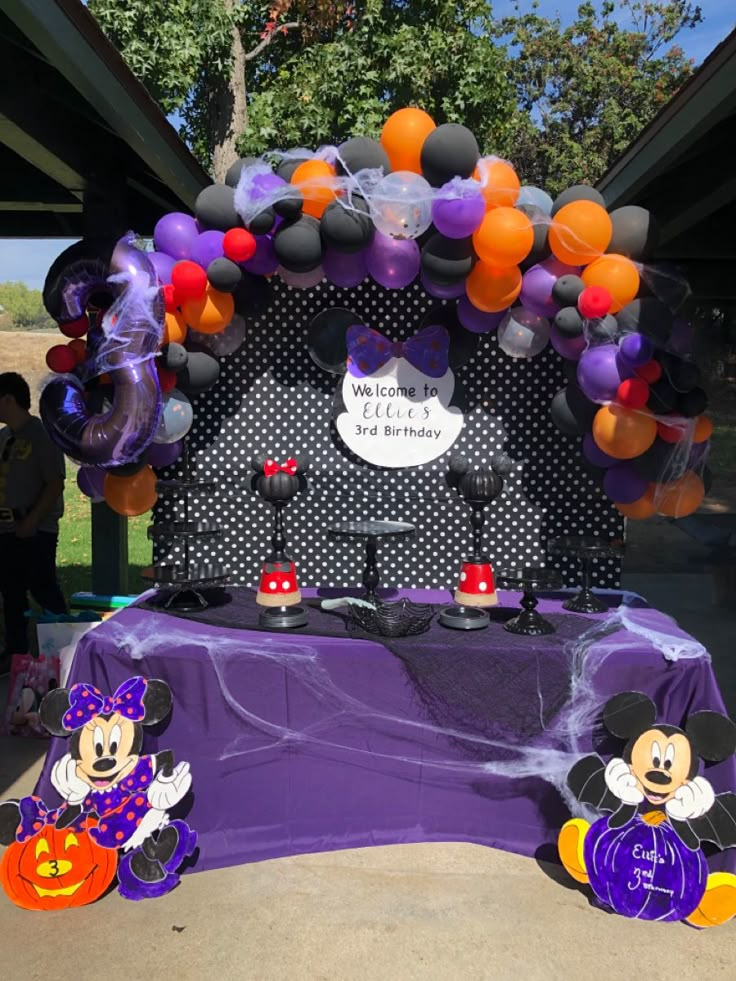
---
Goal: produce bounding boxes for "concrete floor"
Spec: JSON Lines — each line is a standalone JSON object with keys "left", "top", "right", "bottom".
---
{"left": 2, "top": 570, "right": 736, "bottom": 980}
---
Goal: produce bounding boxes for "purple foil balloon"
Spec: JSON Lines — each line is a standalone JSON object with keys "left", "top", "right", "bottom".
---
{"left": 618, "top": 332, "right": 653, "bottom": 367}
{"left": 77, "top": 466, "right": 106, "bottom": 500}
{"left": 432, "top": 184, "right": 485, "bottom": 239}
{"left": 585, "top": 815, "right": 707, "bottom": 921}
{"left": 603, "top": 462, "right": 649, "bottom": 503}
{"left": 190, "top": 230, "right": 225, "bottom": 270}
{"left": 242, "top": 235, "right": 279, "bottom": 276}
{"left": 323, "top": 248, "right": 367, "bottom": 288}
{"left": 148, "top": 439, "right": 184, "bottom": 469}
{"left": 148, "top": 251, "right": 176, "bottom": 285}
{"left": 583, "top": 433, "right": 617, "bottom": 468}
{"left": 577, "top": 343, "right": 633, "bottom": 403}
{"left": 457, "top": 295, "right": 504, "bottom": 334}
{"left": 421, "top": 274, "right": 466, "bottom": 300}
{"left": 550, "top": 323, "right": 586, "bottom": 361}
{"left": 153, "top": 212, "right": 199, "bottom": 260}
{"left": 365, "top": 232, "right": 420, "bottom": 289}
{"left": 520, "top": 257, "right": 578, "bottom": 319}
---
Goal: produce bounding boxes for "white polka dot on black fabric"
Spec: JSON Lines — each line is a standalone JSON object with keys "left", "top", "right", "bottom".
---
{"left": 154, "top": 279, "right": 623, "bottom": 589}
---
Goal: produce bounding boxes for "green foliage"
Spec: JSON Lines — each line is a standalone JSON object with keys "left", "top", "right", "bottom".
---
{"left": 0, "top": 282, "right": 54, "bottom": 330}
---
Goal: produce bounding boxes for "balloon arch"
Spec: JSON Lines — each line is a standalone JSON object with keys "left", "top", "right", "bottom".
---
{"left": 40, "top": 108, "right": 710, "bottom": 523}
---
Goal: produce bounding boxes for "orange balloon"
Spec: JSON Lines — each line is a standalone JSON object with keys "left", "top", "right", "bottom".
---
{"left": 472, "top": 207, "right": 533, "bottom": 267}
{"left": 549, "top": 201, "right": 613, "bottom": 265}
{"left": 104, "top": 466, "right": 158, "bottom": 517}
{"left": 181, "top": 286, "right": 234, "bottom": 334}
{"left": 466, "top": 262, "right": 522, "bottom": 313}
{"left": 593, "top": 404, "right": 657, "bottom": 460}
{"left": 693, "top": 415, "right": 713, "bottom": 443}
{"left": 163, "top": 309, "right": 187, "bottom": 345}
{"left": 655, "top": 470, "right": 704, "bottom": 518}
{"left": 615, "top": 485, "right": 656, "bottom": 520}
{"left": 290, "top": 159, "right": 337, "bottom": 219}
{"left": 473, "top": 158, "right": 520, "bottom": 209}
{"left": 582, "top": 254, "right": 640, "bottom": 313}
{"left": 380, "top": 108, "right": 436, "bottom": 174}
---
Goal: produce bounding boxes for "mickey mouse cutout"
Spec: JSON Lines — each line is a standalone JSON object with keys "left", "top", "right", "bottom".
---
{"left": 0, "top": 676, "right": 197, "bottom": 907}
{"left": 559, "top": 692, "right": 736, "bottom": 926}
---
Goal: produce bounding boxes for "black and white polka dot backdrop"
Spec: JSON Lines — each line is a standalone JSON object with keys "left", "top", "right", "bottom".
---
{"left": 155, "top": 278, "right": 623, "bottom": 590}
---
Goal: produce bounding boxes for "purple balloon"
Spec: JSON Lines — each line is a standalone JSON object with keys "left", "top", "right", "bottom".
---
{"left": 520, "top": 257, "right": 578, "bottom": 318}
{"left": 148, "top": 439, "right": 184, "bottom": 469}
{"left": 618, "top": 332, "right": 653, "bottom": 367}
{"left": 432, "top": 184, "right": 485, "bottom": 239}
{"left": 577, "top": 343, "right": 633, "bottom": 403}
{"left": 242, "top": 235, "right": 279, "bottom": 276}
{"left": 153, "top": 212, "right": 199, "bottom": 260}
{"left": 421, "top": 274, "right": 466, "bottom": 300}
{"left": 457, "top": 295, "right": 505, "bottom": 334}
{"left": 583, "top": 432, "right": 617, "bottom": 468}
{"left": 549, "top": 323, "right": 586, "bottom": 361}
{"left": 365, "top": 232, "right": 420, "bottom": 289}
{"left": 323, "top": 248, "right": 367, "bottom": 288}
{"left": 77, "top": 466, "right": 106, "bottom": 500}
{"left": 190, "top": 230, "right": 225, "bottom": 270}
{"left": 148, "top": 251, "right": 176, "bottom": 285}
{"left": 603, "top": 462, "right": 649, "bottom": 503}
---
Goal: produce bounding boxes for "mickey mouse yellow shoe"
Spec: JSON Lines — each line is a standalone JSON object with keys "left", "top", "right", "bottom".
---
{"left": 686, "top": 872, "right": 736, "bottom": 928}
{"left": 558, "top": 818, "right": 590, "bottom": 884}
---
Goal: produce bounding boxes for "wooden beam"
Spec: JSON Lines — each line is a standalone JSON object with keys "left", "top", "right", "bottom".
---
{"left": 0, "top": 114, "right": 84, "bottom": 197}
{"left": 0, "top": 200, "right": 82, "bottom": 212}
{"left": 659, "top": 176, "right": 736, "bottom": 246}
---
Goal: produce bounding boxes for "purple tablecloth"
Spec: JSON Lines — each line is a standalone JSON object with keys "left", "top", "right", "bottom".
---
{"left": 34, "top": 588, "right": 736, "bottom": 875}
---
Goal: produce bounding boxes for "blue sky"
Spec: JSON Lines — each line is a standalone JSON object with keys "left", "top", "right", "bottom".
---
{"left": 1, "top": 0, "right": 733, "bottom": 291}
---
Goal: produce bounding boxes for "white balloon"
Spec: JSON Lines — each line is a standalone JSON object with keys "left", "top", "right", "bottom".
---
{"left": 191, "top": 315, "right": 246, "bottom": 356}
{"left": 369, "top": 171, "right": 433, "bottom": 240}
{"left": 153, "top": 388, "right": 193, "bottom": 444}
{"left": 517, "top": 185, "right": 553, "bottom": 215}
{"left": 497, "top": 308, "right": 551, "bottom": 359}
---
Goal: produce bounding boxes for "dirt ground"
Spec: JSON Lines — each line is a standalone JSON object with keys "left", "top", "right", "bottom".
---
{"left": 0, "top": 329, "right": 60, "bottom": 408}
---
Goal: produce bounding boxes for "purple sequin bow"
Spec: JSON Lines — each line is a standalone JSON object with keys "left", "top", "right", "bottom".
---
{"left": 16, "top": 796, "right": 83, "bottom": 842}
{"left": 62, "top": 676, "right": 148, "bottom": 731}
{"left": 346, "top": 324, "right": 449, "bottom": 378}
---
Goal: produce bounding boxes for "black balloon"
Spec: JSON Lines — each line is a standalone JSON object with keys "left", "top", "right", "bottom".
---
{"left": 490, "top": 453, "right": 514, "bottom": 477}
{"left": 420, "top": 124, "right": 479, "bottom": 187}
{"left": 421, "top": 234, "right": 475, "bottom": 285}
{"left": 702, "top": 466, "right": 713, "bottom": 495}
{"left": 608, "top": 206, "right": 659, "bottom": 262}
{"left": 273, "top": 189, "right": 303, "bottom": 220}
{"left": 163, "top": 342, "right": 188, "bottom": 371}
{"left": 234, "top": 272, "right": 273, "bottom": 317}
{"left": 276, "top": 153, "right": 308, "bottom": 182}
{"left": 552, "top": 275, "right": 585, "bottom": 308}
{"left": 554, "top": 306, "right": 584, "bottom": 338}
{"left": 195, "top": 184, "right": 242, "bottom": 232}
{"left": 247, "top": 208, "right": 276, "bottom": 235}
{"left": 551, "top": 185, "right": 606, "bottom": 216}
{"left": 550, "top": 388, "right": 586, "bottom": 436}
{"left": 647, "top": 378, "right": 678, "bottom": 414}
{"left": 517, "top": 204, "right": 551, "bottom": 271}
{"left": 308, "top": 307, "right": 365, "bottom": 373}
{"left": 589, "top": 314, "right": 619, "bottom": 343}
{"left": 419, "top": 304, "right": 478, "bottom": 369}
{"left": 273, "top": 215, "right": 323, "bottom": 272}
{"left": 320, "top": 198, "right": 374, "bottom": 254}
{"left": 206, "top": 257, "right": 243, "bottom": 294}
{"left": 678, "top": 387, "right": 708, "bottom": 417}
{"left": 105, "top": 453, "right": 149, "bottom": 478}
{"left": 225, "top": 157, "right": 263, "bottom": 189}
{"left": 617, "top": 298, "right": 672, "bottom": 345}
{"left": 632, "top": 438, "right": 687, "bottom": 482}
{"left": 177, "top": 351, "right": 221, "bottom": 395}
{"left": 336, "top": 136, "right": 391, "bottom": 176}
{"left": 661, "top": 355, "right": 701, "bottom": 393}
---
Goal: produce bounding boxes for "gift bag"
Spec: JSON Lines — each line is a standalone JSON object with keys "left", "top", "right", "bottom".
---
{"left": 34, "top": 614, "right": 101, "bottom": 687}
{"left": 1, "top": 651, "right": 60, "bottom": 738}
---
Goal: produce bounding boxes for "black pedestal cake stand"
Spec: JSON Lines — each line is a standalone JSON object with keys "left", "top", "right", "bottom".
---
{"left": 548, "top": 535, "right": 625, "bottom": 613}
{"left": 328, "top": 520, "right": 416, "bottom": 604}
{"left": 495, "top": 567, "right": 564, "bottom": 636}
{"left": 143, "top": 444, "right": 228, "bottom": 611}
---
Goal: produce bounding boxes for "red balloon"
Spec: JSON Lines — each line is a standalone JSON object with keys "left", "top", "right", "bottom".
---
{"left": 578, "top": 286, "right": 612, "bottom": 319}
{"left": 223, "top": 228, "right": 257, "bottom": 263}
{"left": 59, "top": 315, "right": 89, "bottom": 338}
{"left": 67, "top": 339, "right": 87, "bottom": 365}
{"left": 46, "top": 344, "right": 77, "bottom": 373}
{"left": 635, "top": 359, "right": 662, "bottom": 384}
{"left": 171, "top": 260, "right": 207, "bottom": 301}
{"left": 163, "top": 284, "right": 178, "bottom": 312}
{"left": 617, "top": 377, "right": 649, "bottom": 409}
{"left": 658, "top": 420, "right": 687, "bottom": 443}
{"left": 157, "top": 365, "right": 177, "bottom": 393}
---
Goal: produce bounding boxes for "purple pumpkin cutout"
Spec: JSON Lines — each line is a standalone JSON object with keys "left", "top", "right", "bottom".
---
{"left": 584, "top": 815, "right": 707, "bottom": 922}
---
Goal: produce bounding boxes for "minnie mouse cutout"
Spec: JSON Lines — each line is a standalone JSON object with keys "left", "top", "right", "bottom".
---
{"left": 3, "top": 676, "right": 198, "bottom": 903}
{"left": 559, "top": 691, "right": 736, "bottom": 927}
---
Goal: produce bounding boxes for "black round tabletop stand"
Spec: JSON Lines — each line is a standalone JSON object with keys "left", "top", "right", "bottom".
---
{"left": 328, "top": 520, "right": 416, "bottom": 604}
{"left": 495, "top": 567, "right": 564, "bottom": 636}
{"left": 548, "top": 535, "right": 625, "bottom": 614}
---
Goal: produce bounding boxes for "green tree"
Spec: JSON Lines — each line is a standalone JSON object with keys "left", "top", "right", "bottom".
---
{"left": 496, "top": 0, "right": 703, "bottom": 195}
{"left": 0, "top": 282, "right": 53, "bottom": 330}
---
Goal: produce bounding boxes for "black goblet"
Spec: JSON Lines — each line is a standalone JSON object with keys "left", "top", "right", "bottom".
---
{"left": 548, "top": 535, "right": 625, "bottom": 613}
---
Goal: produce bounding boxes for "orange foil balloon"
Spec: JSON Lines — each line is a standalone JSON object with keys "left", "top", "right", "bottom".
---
{"left": 473, "top": 207, "right": 533, "bottom": 267}
{"left": 473, "top": 158, "right": 520, "bottom": 209}
{"left": 549, "top": 201, "right": 613, "bottom": 266}
{"left": 181, "top": 287, "right": 234, "bottom": 334}
{"left": 290, "top": 159, "right": 338, "bottom": 219}
{"left": 655, "top": 471, "right": 705, "bottom": 518}
{"left": 592, "top": 404, "right": 657, "bottom": 460}
{"left": 163, "top": 309, "right": 187, "bottom": 345}
{"left": 582, "top": 254, "right": 640, "bottom": 313}
{"left": 380, "top": 108, "right": 436, "bottom": 174}
{"left": 104, "top": 466, "right": 158, "bottom": 517}
{"left": 693, "top": 415, "right": 713, "bottom": 443}
{"left": 466, "top": 262, "right": 522, "bottom": 313}
{"left": 616, "top": 485, "right": 656, "bottom": 520}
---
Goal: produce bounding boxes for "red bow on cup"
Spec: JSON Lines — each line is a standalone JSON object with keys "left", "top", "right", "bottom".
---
{"left": 264, "top": 457, "right": 298, "bottom": 477}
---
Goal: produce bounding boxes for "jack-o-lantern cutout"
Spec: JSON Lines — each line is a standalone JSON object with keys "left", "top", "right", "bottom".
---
{"left": 0, "top": 823, "right": 117, "bottom": 911}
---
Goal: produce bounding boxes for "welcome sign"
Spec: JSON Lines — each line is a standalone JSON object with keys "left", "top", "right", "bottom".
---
{"left": 336, "top": 324, "right": 464, "bottom": 468}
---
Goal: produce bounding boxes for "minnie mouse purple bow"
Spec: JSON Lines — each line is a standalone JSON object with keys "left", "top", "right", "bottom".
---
{"left": 346, "top": 324, "right": 449, "bottom": 378}
{"left": 16, "top": 796, "right": 84, "bottom": 842}
{"left": 62, "top": 676, "right": 148, "bottom": 731}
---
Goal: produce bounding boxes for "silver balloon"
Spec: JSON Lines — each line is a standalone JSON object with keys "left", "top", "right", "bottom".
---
{"left": 190, "top": 314, "right": 246, "bottom": 356}
{"left": 497, "top": 307, "right": 551, "bottom": 359}
{"left": 153, "top": 388, "right": 193, "bottom": 444}
{"left": 369, "top": 171, "right": 433, "bottom": 240}
{"left": 277, "top": 265, "right": 325, "bottom": 289}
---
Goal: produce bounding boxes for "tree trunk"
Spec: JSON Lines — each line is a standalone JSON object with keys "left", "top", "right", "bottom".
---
{"left": 210, "top": 4, "right": 248, "bottom": 183}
